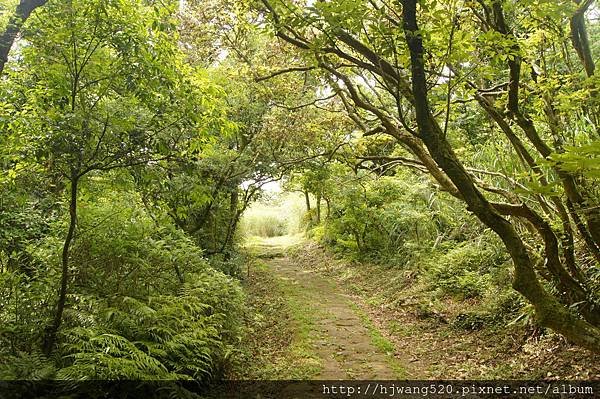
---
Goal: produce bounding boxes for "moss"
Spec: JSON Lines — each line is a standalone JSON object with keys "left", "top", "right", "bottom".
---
{"left": 349, "top": 303, "right": 407, "bottom": 378}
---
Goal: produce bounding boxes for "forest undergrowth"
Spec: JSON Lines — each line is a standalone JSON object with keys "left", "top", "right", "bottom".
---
{"left": 287, "top": 239, "right": 600, "bottom": 379}
{"left": 2, "top": 0, "right": 600, "bottom": 389}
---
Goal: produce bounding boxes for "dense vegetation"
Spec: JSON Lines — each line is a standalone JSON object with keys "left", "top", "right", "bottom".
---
{"left": 256, "top": 0, "right": 600, "bottom": 351}
{"left": 0, "top": 0, "right": 599, "bottom": 387}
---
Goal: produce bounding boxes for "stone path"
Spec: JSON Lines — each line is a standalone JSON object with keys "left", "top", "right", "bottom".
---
{"left": 267, "top": 254, "right": 401, "bottom": 379}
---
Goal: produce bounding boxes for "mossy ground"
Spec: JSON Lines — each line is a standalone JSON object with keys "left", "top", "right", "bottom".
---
{"left": 233, "top": 235, "right": 600, "bottom": 380}
{"left": 234, "top": 235, "right": 405, "bottom": 379}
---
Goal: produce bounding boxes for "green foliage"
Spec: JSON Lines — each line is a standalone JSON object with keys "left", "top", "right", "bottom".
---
{"left": 452, "top": 312, "right": 489, "bottom": 331}
{"left": 310, "top": 168, "right": 512, "bottom": 304}
{"left": 260, "top": 0, "right": 600, "bottom": 352}
{"left": 69, "top": 187, "right": 207, "bottom": 298}
{"left": 1, "top": 0, "right": 324, "bottom": 383}
{"left": 240, "top": 193, "right": 306, "bottom": 238}
{"left": 0, "top": 181, "right": 244, "bottom": 381}
{"left": 241, "top": 210, "right": 288, "bottom": 238}
{"left": 0, "top": 351, "right": 56, "bottom": 380}
{"left": 59, "top": 191, "right": 243, "bottom": 380}
{"left": 208, "top": 252, "right": 247, "bottom": 278}
{"left": 0, "top": 271, "right": 57, "bottom": 354}
{"left": 0, "top": 173, "right": 61, "bottom": 276}
{"left": 59, "top": 328, "right": 178, "bottom": 380}
{"left": 550, "top": 142, "right": 600, "bottom": 179}
{"left": 59, "top": 274, "right": 243, "bottom": 380}
{"left": 1, "top": 0, "right": 599, "bottom": 382}
{"left": 425, "top": 237, "right": 507, "bottom": 300}
{"left": 321, "top": 172, "right": 457, "bottom": 263}
{"left": 3, "top": 0, "right": 209, "bottom": 184}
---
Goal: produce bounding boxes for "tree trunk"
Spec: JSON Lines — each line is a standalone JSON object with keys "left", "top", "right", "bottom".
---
{"left": 304, "top": 189, "right": 311, "bottom": 211}
{"left": 570, "top": 2, "right": 595, "bottom": 77}
{"left": 316, "top": 192, "right": 322, "bottom": 224}
{"left": 220, "top": 189, "right": 240, "bottom": 258}
{"left": 0, "top": 0, "right": 48, "bottom": 75}
{"left": 482, "top": 0, "right": 600, "bottom": 253}
{"left": 42, "top": 174, "right": 78, "bottom": 355}
{"left": 402, "top": 0, "right": 600, "bottom": 353}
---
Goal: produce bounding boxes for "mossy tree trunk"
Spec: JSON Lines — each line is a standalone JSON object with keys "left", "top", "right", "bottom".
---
{"left": 402, "top": 0, "right": 600, "bottom": 353}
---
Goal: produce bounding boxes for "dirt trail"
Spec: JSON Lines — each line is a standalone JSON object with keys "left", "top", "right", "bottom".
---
{"left": 257, "top": 238, "right": 403, "bottom": 379}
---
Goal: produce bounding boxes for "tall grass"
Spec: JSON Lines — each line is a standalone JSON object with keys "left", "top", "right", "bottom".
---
{"left": 239, "top": 193, "right": 306, "bottom": 238}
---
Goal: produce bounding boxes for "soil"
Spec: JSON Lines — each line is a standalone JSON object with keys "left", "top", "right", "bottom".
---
{"left": 237, "top": 236, "right": 600, "bottom": 382}
{"left": 267, "top": 254, "right": 401, "bottom": 379}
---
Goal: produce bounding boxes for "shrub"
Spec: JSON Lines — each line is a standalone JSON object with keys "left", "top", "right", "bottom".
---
{"left": 240, "top": 210, "right": 288, "bottom": 237}
{"left": 69, "top": 194, "right": 207, "bottom": 298}
{"left": 0, "top": 271, "right": 57, "bottom": 355}
{"left": 321, "top": 175, "right": 449, "bottom": 262}
{"left": 59, "top": 272, "right": 244, "bottom": 381}
{"left": 425, "top": 237, "right": 506, "bottom": 300}
{"left": 0, "top": 188, "right": 244, "bottom": 382}
{"left": 0, "top": 351, "right": 56, "bottom": 380}
{"left": 452, "top": 312, "right": 489, "bottom": 331}
{"left": 239, "top": 193, "right": 306, "bottom": 238}
{"left": 482, "top": 289, "right": 526, "bottom": 324}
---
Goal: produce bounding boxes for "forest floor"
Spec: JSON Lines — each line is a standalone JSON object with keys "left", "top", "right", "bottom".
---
{"left": 233, "top": 235, "right": 600, "bottom": 380}
{"left": 234, "top": 234, "right": 406, "bottom": 379}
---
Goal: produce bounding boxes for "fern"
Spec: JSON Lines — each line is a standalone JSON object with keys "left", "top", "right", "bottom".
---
{"left": 60, "top": 273, "right": 242, "bottom": 381}
{"left": 60, "top": 328, "right": 184, "bottom": 380}
{"left": 2, "top": 192, "right": 244, "bottom": 383}
{"left": 0, "top": 351, "right": 56, "bottom": 380}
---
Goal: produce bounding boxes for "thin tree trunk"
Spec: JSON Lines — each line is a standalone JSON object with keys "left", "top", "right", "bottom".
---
{"left": 223, "top": 211, "right": 242, "bottom": 261}
{"left": 316, "top": 192, "right": 321, "bottom": 224}
{"left": 220, "top": 190, "right": 240, "bottom": 258}
{"left": 43, "top": 174, "right": 78, "bottom": 355}
{"left": 304, "top": 190, "right": 311, "bottom": 211}
{"left": 570, "top": 1, "right": 595, "bottom": 77}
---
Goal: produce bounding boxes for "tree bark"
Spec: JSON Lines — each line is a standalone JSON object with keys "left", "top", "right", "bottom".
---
{"left": 402, "top": 0, "right": 600, "bottom": 352}
{"left": 43, "top": 173, "right": 78, "bottom": 355}
{"left": 316, "top": 192, "right": 322, "bottom": 224}
{"left": 0, "top": 0, "right": 48, "bottom": 75}
{"left": 261, "top": 0, "right": 600, "bottom": 352}
{"left": 220, "top": 189, "right": 240, "bottom": 258}
{"left": 570, "top": 0, "right": 595, "bottom": 77}
{"left": 304, "top": 189, "right": 311, "bottom": 211}
{"left": 485, "top": 0, "right": 600, "bottom": 251}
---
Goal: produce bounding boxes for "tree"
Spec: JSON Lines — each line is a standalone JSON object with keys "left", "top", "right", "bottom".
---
{"left": 141, "top": 13, "right": 351, "bottom": 254}
{"left": 0, "top": 0, "right": 48, "bottom": 75}
{"left": 258, "top": 0, "right": 600, "bottom": 351}
{"left": 3, "top": 0, "right": 212, "bottom": 354}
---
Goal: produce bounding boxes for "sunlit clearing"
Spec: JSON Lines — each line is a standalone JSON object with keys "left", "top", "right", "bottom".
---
{"left": 239, "top": 192, "right": 306, "bottom": 239}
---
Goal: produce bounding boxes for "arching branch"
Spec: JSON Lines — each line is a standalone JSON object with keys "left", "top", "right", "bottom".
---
{"left": 0, "top": 0, "right": 49, "bottom": 75}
